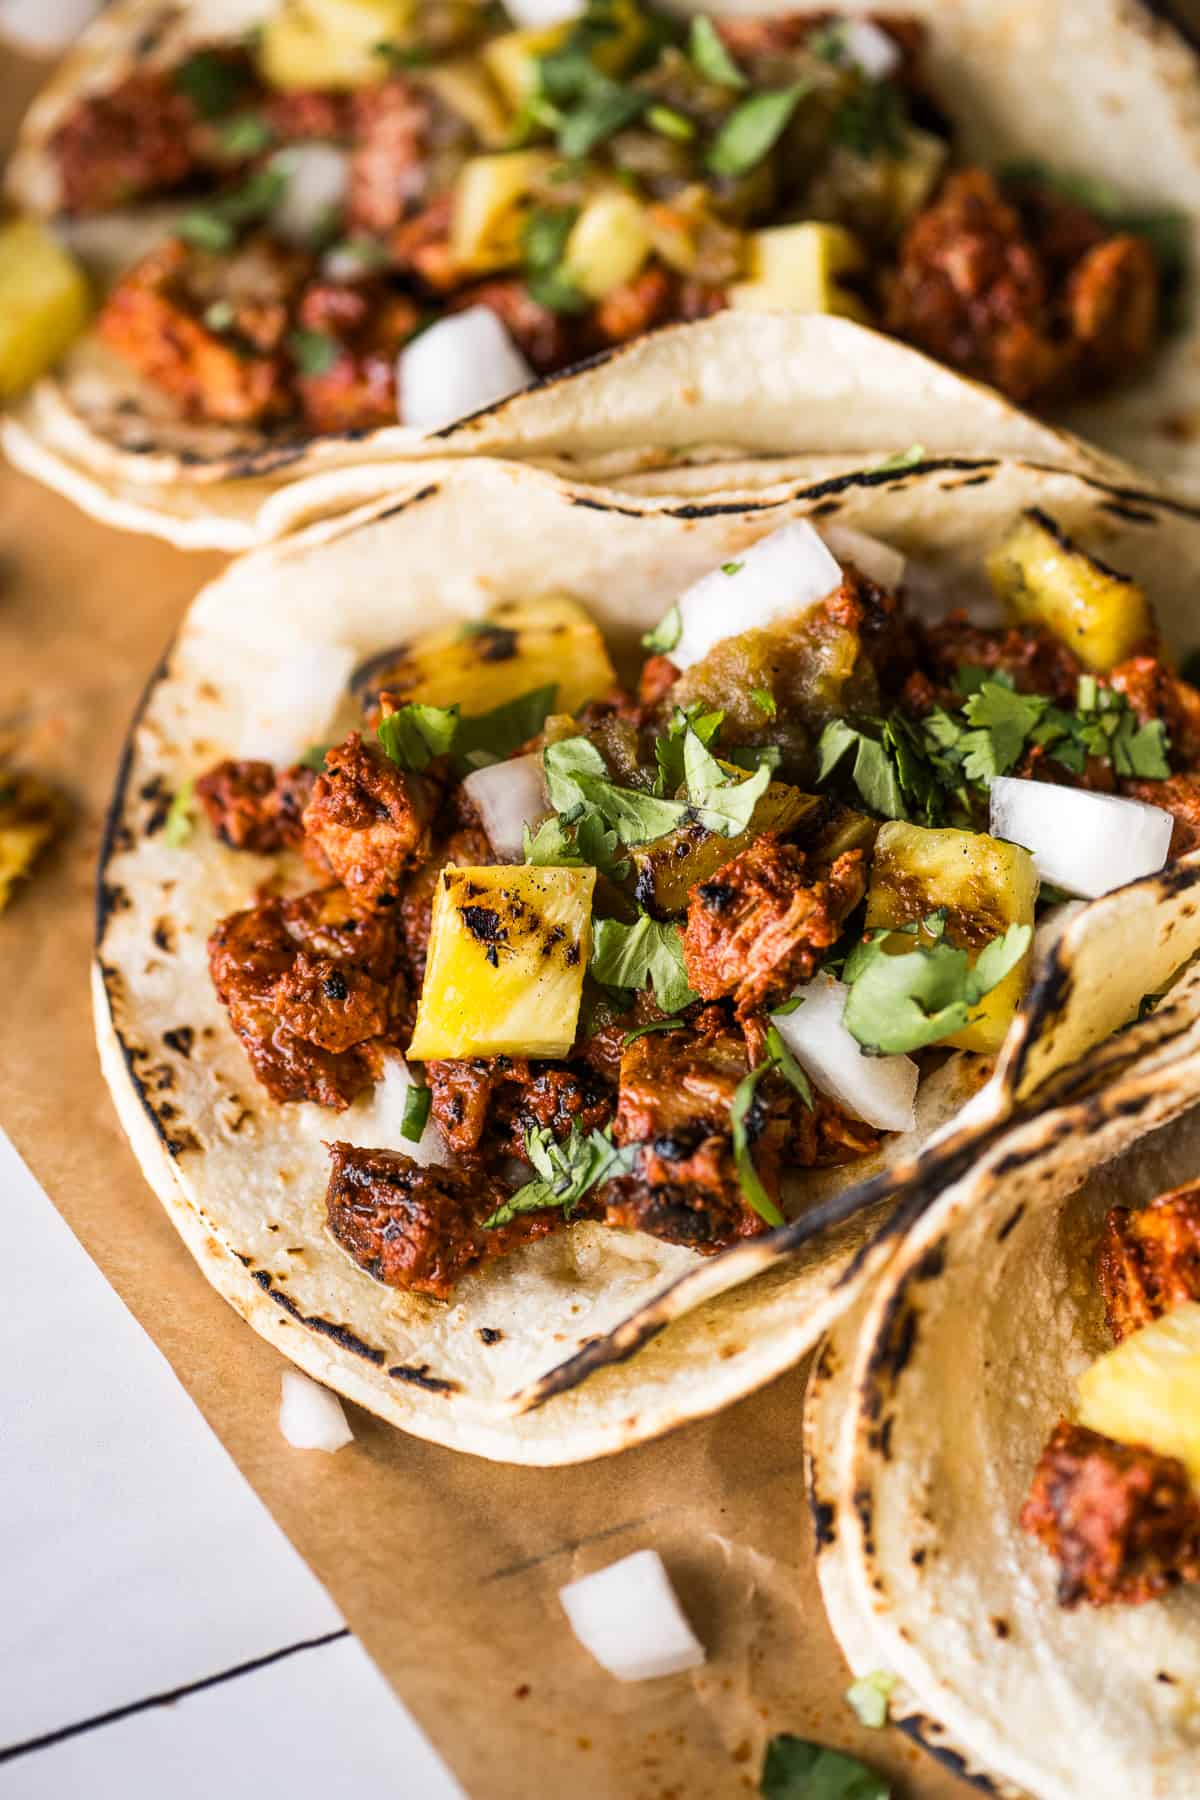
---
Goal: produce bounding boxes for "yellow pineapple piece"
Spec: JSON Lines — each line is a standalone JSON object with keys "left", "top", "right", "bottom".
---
{"left": 0, "top": 220, "right": 90, "bottom": 401}
{"left": 561, "top": 191, "right": 650, "bottom": 299}
{"left": 728, "top": 222, "right": 869, "bottom": 322}
{"left": 0, "top": 771, "right": 66, "bottom": 911}
{"left": 866, "top": 821, "right": 1038, "bottom": 1054}
{"left": 1077, "top": 1300, "right": 1200, "bottom": 1485}
{"left": 483, "top": 25, "right": 569, "bottom": 110}
{"left": 408, "top": 864, "right": 595, "bottom": 1059}
{"left": 450, "top": 150, "right": 558, "bottom": 274}
{"left": 987, "top": 509, "right": 1154, "bottom": 673}
{"left": 418, "top": 61, "right": 513, "bottom": 150}
{"left": 630, "top": 783, "right": 821, "bottom": 918}
{"left": 259, "top": 0, "right": 412, "bottom": 90}
{"left": 367, "top": 597, "right": 617, "bottom": 719}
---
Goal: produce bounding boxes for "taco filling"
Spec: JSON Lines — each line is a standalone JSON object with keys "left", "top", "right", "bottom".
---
{"left": 1022, "top": 1179, "right": 1200, "bottom": 1608}
{"left": 20, "top": 2, "right": 1182, "bottom": 433}
{"left": 182, "top": 501, "right": 1200, "bottom": 1300}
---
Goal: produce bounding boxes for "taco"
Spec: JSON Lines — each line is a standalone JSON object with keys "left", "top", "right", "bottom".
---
{"left": 808, "top": 1044, "right": 1200, "bottom": 1800}
{"left": 94, "top": 451, "right": 1200, "bottom": 1463}
{"left": 4, "top": 0, "right": 1198, "bottom": 545}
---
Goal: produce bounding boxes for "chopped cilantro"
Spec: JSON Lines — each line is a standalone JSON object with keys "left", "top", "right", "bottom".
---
{"left": 297, "top": 743, "right": 330, "bottom": 772}
{"left": 522, "top": 205, "right": 588, "bottom": 316}
{"left": 845, "top": 1670, "right": 896, "bottom": 1730}
{"left": 173, "top": 50, "right": 249, "bottom": 119}
{"left": 647, "top": 104, "right": 695, "bottom": 142}
{"left": 216, "top": 112, "right": 275, "bottom": 157}
{"left": 760, "top": 1734, "right": 889, "bottom": 1799}
{"left": 591, "top": 914, "right": 698, "bottom": 1013}
{"left": 178, "top": 165, "right": 286, "bottom": 252}
{"left": 682, "top": 727, "right": 772, "bottom": 833}
{"left": 722, "top": 561, "right": 744, "bottom": 576}
{"left": 689, "top": 14, "right": 747, "bottom": 88}
{"left": 536, "top": 27, "right": 648, "bottom": 161}
{"left": 163, "top": 779, "right": 195, "bottom": 849}
{"left": 842, "top": 917, "right": 1032, "bottom": 1056}
{"left": 377, "top": 702, "right": 459, "bottom": 772}
{"left": 288, "top": 328, "right": 340, "bottom": 376}
{"left": 654, "top": 704, "right": 723, "bottom": 793}
{"left": 817, "top": 715, "right": 941, "bottom": 824}
{"left": 642, "top": 604, "right": 682, "bottom": 655}
{"left": 455, "top": 684, "right": 557, "bottom": 770}
{"left": 706, "top": 84, "right": 808, "bottom": 178}
{"left": 623, "top": 1017, "right": 687, "bottom": 1044}
{"left": 833, "top": 79, "right": 907, "bottom": 158}
{"left": 483, "top": 1122, "right": 637, "bottom": 1228}
{"left": 730, "top": 1061, "right": 786, "bottom": 1228}
{"left": 400, "top": 1082, "right": 431, "bottom": 1143}
{"left": 751, "top": 688, "right": 777, "bottom": 719}
{"left": 765, "top": 1022, "right": 813, "bottom": 1108}
{"left": 524, "top": 809, "right": 628, "bottom": 881}
{"left": 544, "top": 735, "right": 688, "bottom": 846}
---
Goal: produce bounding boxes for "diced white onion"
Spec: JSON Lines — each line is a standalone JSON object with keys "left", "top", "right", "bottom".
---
{"left": 336, "top": 1056, "right": 448, "bottom": 1166}
{"left": 559, "top": 1550, "right": 705, "bottom": 1682}
{"left": 772, "top": 972, "right": 919, "bottom": 1133}
{"left": 822, "top": 525, "right": 906, "bottom": 593}
{"left": 269, "top": 145, "right": 350, "bottom": 246}
{"left": 279, "top": 1370, "right": 354, "bottom": 1452}
{"left": 837, "top": 18, "right": 902, "bottom": 79}
{"left": 463, "top": 752, "right": 549, "bottom": 862}
{"left": 504, "top": 0, "right": 583, "bottom": 24}
{"left": 398, "top": 307, "right": 535, "bottom": 432}
{"left": 0, "top": 0, "right": 100, "bottom": 51}
{"left": 990, "top": 776, "right": 1173, "bottom": 899}
{"left": 671, "top": 521, "right": 842, "bottom": 671}
{"left": 236, "top": 643, "right": 356, "bottom": 768}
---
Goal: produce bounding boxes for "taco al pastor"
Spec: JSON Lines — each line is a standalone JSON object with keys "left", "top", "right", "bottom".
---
{"left": 95, "top": 451, "right": 1200, "bottom": 1462}
{"left": 5, "top": 0, "right": 1199, "bottom": 544}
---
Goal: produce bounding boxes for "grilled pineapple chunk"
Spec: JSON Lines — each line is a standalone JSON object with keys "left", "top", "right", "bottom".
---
{"left": 561, "top": 192, "right": 650, "bottom": 299}
{"left": 0, "top": 771, "right": 65, "bottom": 911}
{"left": 408, "top": 864, "right": 595, "bottom": 1058}
{"left": 631, "top": 783, "right": 820, "bottom": 917}
{"left": 418, "top": 62, "right": 513, "bottom": 150}
{"left": 987, "top": 510, "right": 1153, "bottom": 673}
{"left": 259, "top": 0, "right": 413, "bottom": 88}
{"left": 729, "top": 223, "right": 869, "bottom": 321}
{"left": 1077, "top": 1300, "right": 1200, "bottom": 1485}
{"left": 866, "top": 822, "right": 1038, "bottom": 1054}
{"left": 451, "top": 151, "right": 557, "bottom": 274}
{"left": 483, "top": 25, "right": 569, "bottom": 109}
{"left": 0, "top": 220, "right": 89, "bottom": 400}
{"left": 363, "top": 597, "right": 617, "bottom": 718}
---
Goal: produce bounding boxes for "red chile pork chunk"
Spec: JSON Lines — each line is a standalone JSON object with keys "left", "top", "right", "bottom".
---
{"left": 682, "top": 836, "right": 866, "bottom": 1021}
{"left": 1021, "top": 1422, "right": 1200, "bottom": 1608}
{"left": 325, "top": 1144, "right": 560, "bottom": 1301}
{"left": 425, "top": 1058, "right": 614, "bottom": 1162}
{"left": 208, "top": 887, "right": 406, "bottom": 1109}
{"left": 1099, "top": 1186, "right": 1200, "bottom": 1345}
{"left": 301, "top": 733, "right": 436, "bottom": 912}
{"left": 1023, "top": 1185, "right": 1200, "bottom": 1605}
{"left": 195, "top": 759, "right": 317, "bottom": 855}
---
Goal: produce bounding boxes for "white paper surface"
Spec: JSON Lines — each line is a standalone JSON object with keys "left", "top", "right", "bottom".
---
{"left": 0, "top": 1130, "right": 460, "bottom": 1799}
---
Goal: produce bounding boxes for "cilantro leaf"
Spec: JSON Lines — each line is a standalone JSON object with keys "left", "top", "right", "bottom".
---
{"left": 542, "top": 735, "right": 610, "bottom": 814}
{"left": 751, "top": 687, "right": 777, "bottom": 719}
{"left": 297, "top": 743, "right": 330, "bottom": 772}
{"left": 842, "top": 921, "right": 1032, "bottom": 1056}
{"left": 957, "top": 682, "right": 1047, "bottom": 781}
{"left": 591, "top": 914, "right": 698, "bottom": 1013}
{"left": 730, "top": 1062, "right": 786, "bottom": 1228}
{"left": 689, "top": 14, "right": 747, "bottom": 87}
{"left": 216, "top": 112, "right": 275, "bottom": 157}
{"left": 683, "top": 727, "right": 772, "bottom": 834}
{"left": 574, "top": 776, "right": 690, "bottom": 845}
{"left": 765, "top": 1022, "right": 813, "bottom": 1109}
{"left": 178, "top": 165, "right": 286, "bottom": 252}
{"left": 287, "top": 328, "right": 340, "bottom": 376}
{"left": 760, "top": 1734, "right": 889, "bottom": 1800}
{"left": 377, "top": 703, "right": 459, "bottom": 772}
{"left": 483, "top": 1122, "right": 637, "bottom": 1228}
{"left": 400, "top": 1083, "right": 431, "bottom": 1143}
{"left": 817, "top": 719, "right": 906, "bottom": 819}
{"left": 707, "top": 84, "right": 808, "bottom": 178}
{"left": 454, "top": 684, "right": 557, "bottom": 770}
{"left": 163, "top": 779, "right": 195, "bottom": 849}
{"left": 654, "top": 704, "right": 723, "bottom": 793}
{"left": 623, "top": 1018, "right": 687, "bottom": 1044}
{"left": 642, "top": 603, "right": 682, "bottom": 655}
{"left": 521, "top": 206, "right": 588, "bottom": 316}
{"left": 524, "top": 808, "right": 628, "bottom": 880}
{"left": 173, "top": 49, "right": 249, "bottom": 119}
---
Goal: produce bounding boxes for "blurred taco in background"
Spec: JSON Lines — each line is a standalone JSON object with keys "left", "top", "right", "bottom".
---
{"left": 3, "top": 0, "right": 1198, "bottom": 545}
{"left": 93, "top": 443, "right": 1200, "bottom": 1462}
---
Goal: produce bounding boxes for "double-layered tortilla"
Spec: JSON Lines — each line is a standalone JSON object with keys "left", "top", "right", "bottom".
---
{"left": 5, "top": 0, "right": 1200, "bottom": 546}
{"left": 94, "top": 450, "right": 1200, "bottom": 1464}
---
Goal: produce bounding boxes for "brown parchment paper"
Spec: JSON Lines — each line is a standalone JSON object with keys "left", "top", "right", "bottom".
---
{"left": 0, "top": 46, "right": 976, "bottom": 1800}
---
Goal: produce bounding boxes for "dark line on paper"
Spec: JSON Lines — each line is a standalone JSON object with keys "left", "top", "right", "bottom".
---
{"left": 0, "top": 1628, "right": 351, "bottom": 1764}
